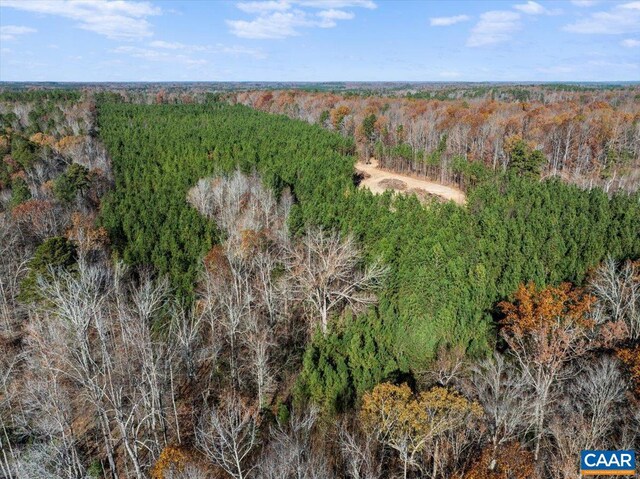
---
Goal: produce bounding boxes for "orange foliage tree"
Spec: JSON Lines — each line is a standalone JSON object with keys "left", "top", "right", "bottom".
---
{"left": 11, "top": 199, "right": 59, "bottom": 240}
{"left": 55, "top": 135, "right": 83, "bottom": 153}
{"left": 616, "top": 345, "right": 640, "bottom": 397}
{"left": 151, "top": 446, "right": 207, "bottom": 479}
{"left": 65, "top": 212, "right": 109, "bottom": 256}
{"left": 29, "top": 132, "right": 56, "bottom": 148}
{"left": 499, "top": 282, "right": 595, "bottom": 461}
{"left": 151, "top": 446, "right": 189, "bottom": 479}
{"left": 330, "top": 105, "right": 351, "bottom": 131}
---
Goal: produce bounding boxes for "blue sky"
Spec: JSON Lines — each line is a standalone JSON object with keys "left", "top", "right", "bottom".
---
{"left": 0, "top": 0, "right": 638, "bottom": 82}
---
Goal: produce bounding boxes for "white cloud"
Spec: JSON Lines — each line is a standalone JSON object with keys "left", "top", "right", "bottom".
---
{"left": 0, "top": 25, "right": 36, "bottom": 35}
{"left": 149, "top": 40, "right": 185, "bottom": 50}
{"left": 295, "top": 1, "right": 375, "bottom": 8}
{"left": 0, "top": 25, "right": 36, "bottom": 41}
{"left": 237, "top": 1, "right": 291, "bottom": 14}
{"left": 514, "top": 1, "right": 544, "bottom": 14}
{"left": 467, "top": 11, "right": 521, "bottom": 47}
{"left": 149, "top": 40, "right": 206, "bottom": 51}
{"left": 570, "top": 0, "right": 598, "bottom": 6}
{"left": 318, "top": 8, "right": 354, "bottom": 20}
{"left": 111, "top": 45, "right": 208, "bottom": 68}
{"left": 621, "top": 38, "right": 640, "bottom": 47}
{"left": 236, "top": 0, "right": 375, "bottom": 12}
{"left": 0, "top": 0, "right": 161, "bottom": 40}
{"left": 429, "top": 15, "right": 470, "bottom": 26}
{"left": 228, "top": 11, "right": 310, "bottom": 39}
{"left": 112, "top": 45, "right": 167, "bottom": 60}
{"left": 514, "top": 1, "right": 559, "bottom": 15}
{"left": 564, "top": 1, "right": 640, "bottom": 34}
{"left": 228, "top": 0, "right": 373, "bottom": 39}
{"left": 318, "top": 9, "right": 354, "bottom": 27}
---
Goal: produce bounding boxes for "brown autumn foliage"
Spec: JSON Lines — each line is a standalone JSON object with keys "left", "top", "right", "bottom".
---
{"left": 498, "top": 282, "right": 599, "bottom": 463}
{"left": 462, "top": 442, "right": 536, "bottom": 479}
{"left": 499, "top": 282, "right": 595, "bottom": 335}
{"left": 29, "top": 132, "right": 56, "bottom": 148}
{"left": 55, "top": 135, "right": 83, "bottom": 153}
{"left": 203, "top": 244, "right": 230, "bottom": 276}
{"left": 616, "top": 345, "right": 640, "bottom": 397}
{"left": 10, "top": 170, "right": 26, "bottom": 181}
{"left": 239, "top": 228, "right": 268, "bottom": 255}
{"left": 11, "top": 199, "right": 58, "bottom": 239}
{"left": 330, "top": 105, "right": 351, "bottom": 130}
{"left": 65, "top": 212, "right": 109, "bottom": 253}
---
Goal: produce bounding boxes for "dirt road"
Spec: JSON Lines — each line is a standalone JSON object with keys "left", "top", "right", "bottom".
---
{"left": 355, "top": 160, "right": 466, "bottom": 205}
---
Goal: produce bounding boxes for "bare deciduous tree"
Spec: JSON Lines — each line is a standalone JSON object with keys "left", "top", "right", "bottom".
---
{"left": 568, "top": 357, "right": 626, "bottom": 448}
{"left": 469, "top": 353, "right": 531, "bottom": 454}
{"left": 286, "top": 229, "right": 387, "bottom": 334}
{"left": 259, "top": 407, "right": 333, "bottom": 479}
{"left": 188, "top": 170, "right": 290, "bottom": 247}
{"left": 10, "top": 441, "right": 87, "bottom": 479}
{"left": 169, "top": 303, "right": 211, "bottom": 385}
{"left": 423, "top": 345, "right": 467, "bottom": 388}
{"left": 23, "top": 260, "right": 179, "bottom": 479}
{"left": 196, "top": 396, "right": 259, "bottom": 479}
{"left": 193, "top": 171, "right": 292, "bottom": 403}
{"left": 163, "top": 463, "right": 210, "bottom": 479}
{"left": 245, "top": 322, "right": 275, "bottom": 407}
{"left": 339, "top": 421, "right": 382, "bottom": 479}
{"left": 499, "top": 283, "right": 596, "bottom": 461}
{"left": 590, "top": 258, "right": 639, "bottom": 340}
{"left": 548, "top": 357, "right": 627, "bottom": 479}
{"left": 201, "top": 244, "right": 253, "bottom": 387}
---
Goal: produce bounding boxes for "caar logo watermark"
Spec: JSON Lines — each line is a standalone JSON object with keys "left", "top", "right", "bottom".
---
{"left": 580, "top": 450, "right": 636, "bottom": 476}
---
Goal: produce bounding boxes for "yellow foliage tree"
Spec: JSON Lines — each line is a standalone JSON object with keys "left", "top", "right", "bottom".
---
{"left": 151, "top": 446, "right": 189, "bottom": 479}
{"left": 29, "top": 132, "right": 56, "bottom": 148}
{"left": 361, "top": 382, "right": 482, "bottom": 479}
{"left": 55, "top": 135, "right": 83, "bottom": 153}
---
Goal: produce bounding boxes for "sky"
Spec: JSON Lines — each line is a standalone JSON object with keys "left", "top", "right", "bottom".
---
{"left": 0, "top": 0, "right": 638, "bottom": 82}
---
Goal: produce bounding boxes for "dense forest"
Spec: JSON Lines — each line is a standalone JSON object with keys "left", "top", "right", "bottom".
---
{"left": 0, "top": 89, "right": 639, "bottom": 479}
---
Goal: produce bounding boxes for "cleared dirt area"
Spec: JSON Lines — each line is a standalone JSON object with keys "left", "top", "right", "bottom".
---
{"left": 378, "top": 178, "right": 407, "bottom": 191}
{"left": 355, "top": 159, "right": 466, "bottom": 205}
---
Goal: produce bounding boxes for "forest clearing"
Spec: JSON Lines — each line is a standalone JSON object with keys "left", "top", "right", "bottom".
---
{"left": 355, "top": 159, "right": 467, "bottom": 204}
